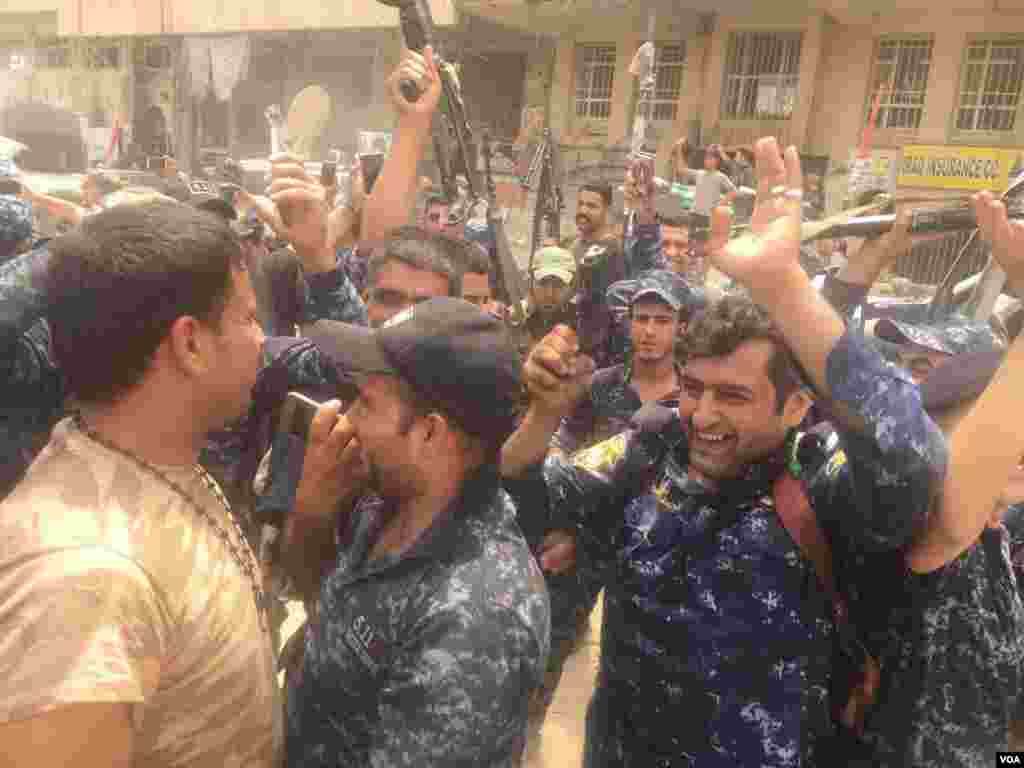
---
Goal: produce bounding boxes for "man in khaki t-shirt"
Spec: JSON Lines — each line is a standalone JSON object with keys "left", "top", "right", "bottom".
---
{"left": 0, "top": 200, "right": 280, "bottom": 766}
{"left": 0, "top": 420, "right": 280, "bottom": 766}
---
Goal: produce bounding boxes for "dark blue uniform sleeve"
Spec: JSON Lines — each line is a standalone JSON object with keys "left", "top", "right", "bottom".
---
{"left": 624, "top": 221, "right": 663, "bottom": 276}
{"left": 806, "top": 331, "right": 947, "bottom": 552}
{"left": 551, "top": 396, "right": 597, "bottom": 457}
{"left": 0, "top": 243, "right": 52, "bottom": 383}
{"left": 820, "top": 271, "right": 870, "bottom": 330}
{"left": 302, "top": 250, "right": 368, "bottom": 327}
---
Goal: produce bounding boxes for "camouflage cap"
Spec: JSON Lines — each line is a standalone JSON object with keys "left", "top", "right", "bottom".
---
{"left": 606, "top": 269, "right": 706, "bottom": 322}
{"left": 532, "top": 245, "right": 576, "bottom": 285}
{"left": 874, "top": 315, "right": 1007, "bottom": 357}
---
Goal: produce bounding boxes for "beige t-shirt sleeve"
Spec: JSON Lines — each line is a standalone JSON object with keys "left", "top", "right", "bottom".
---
{"left": 0, "top": 547, "right": 168, "bottom": 724}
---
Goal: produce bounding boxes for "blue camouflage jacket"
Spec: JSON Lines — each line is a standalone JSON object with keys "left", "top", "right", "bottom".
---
{"left": 515, "top": 331, "right": 946, "bottom": 767}
{"left": 0, "top": 244, "right": 65, "bottom": 500}
{"left": 287, "top": 466, "right": 551, "bottom": 768}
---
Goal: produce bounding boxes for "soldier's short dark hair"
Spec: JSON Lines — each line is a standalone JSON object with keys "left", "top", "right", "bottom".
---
{"left": 685, "top": 294, "right": 802, "bottom": 413}
{"left": 46, "top": 200, "right": 243, "bottom": 404}
{"left": 368, "top": 226, "right": 461, "bottom": 296}
{"left": 580, "top": 182, "right": 612, "bottom": 208}
{"left": 660, "top": 214, "right": 690, "bottom": 230}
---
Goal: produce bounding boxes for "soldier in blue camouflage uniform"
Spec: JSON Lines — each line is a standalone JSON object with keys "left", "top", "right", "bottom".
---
{"left": 0, "top": 154, "right": 65, "bottom": 501}
{"left": 0, "top": 216, "right": 62, "bottom": 501}
{"left": 501, "top": 138, "right": 947, "bottom": 767}
{"left": 845, "top": 190, "right": 1024, "bottom": 767}
{"left": 286, "top": 298, "right": 549, "bottom": 767}
{"left": 529, "top": 270, "right": 702, "bottom": 740}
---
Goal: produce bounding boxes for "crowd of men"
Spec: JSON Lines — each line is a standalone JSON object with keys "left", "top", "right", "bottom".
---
{"left": 1, "top": 43, "right": 1023, "bottom": 768}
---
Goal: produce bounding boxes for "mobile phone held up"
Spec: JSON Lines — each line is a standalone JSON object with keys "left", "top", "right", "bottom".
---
{"left": 360, "top": 153, "right": 385, "bottom": 195}
{"left": 0, "top": 178, "right": 22, "bottom": 196}
{"left": 278, "top": 392, "right": 321, "bottom": 444}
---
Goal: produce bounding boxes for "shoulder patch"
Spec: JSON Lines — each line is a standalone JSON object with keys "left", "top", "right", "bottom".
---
{"left": 572, "top": 432, "right": 628, "bottom": 476}
{"left": 825, "top": 449, "right": 847, "bottom": 477}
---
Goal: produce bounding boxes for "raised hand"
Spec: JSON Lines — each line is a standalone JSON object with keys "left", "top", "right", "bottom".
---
{"left": 267, "top": 154, "right": 335, "bottom": 271}
{"left": 706, "top": 137, "right": 804, "bottom": 299}
{"left": 387, "top": 45, "right": 442, "bottom": 121}
{"left": 523, "top": 325, "right": 595, "bottom": 417}
{"left": 972, "top": 190, "right": 1024, "bottom": 292}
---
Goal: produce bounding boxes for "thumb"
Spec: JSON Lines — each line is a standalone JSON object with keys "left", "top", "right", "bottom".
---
{"left": 706, "top": 205, "right": 733, "bottom": 259}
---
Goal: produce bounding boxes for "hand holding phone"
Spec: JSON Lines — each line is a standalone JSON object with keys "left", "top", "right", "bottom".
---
{"left": 288, "top": 394, "right": 371, "bottom": 519}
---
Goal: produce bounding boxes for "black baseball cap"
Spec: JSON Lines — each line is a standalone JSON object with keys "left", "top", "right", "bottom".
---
{"left": 308, "top": 298, "right": 523, "bottom": 442}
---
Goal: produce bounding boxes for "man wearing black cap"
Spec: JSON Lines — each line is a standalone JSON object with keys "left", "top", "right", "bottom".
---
{"left": 285, "top": 298, "right": 549, "bottom": 768}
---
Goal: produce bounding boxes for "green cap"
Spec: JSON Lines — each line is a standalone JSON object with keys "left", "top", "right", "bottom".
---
{"left": 532, "top": 246, "right": 576, "bottom": 284}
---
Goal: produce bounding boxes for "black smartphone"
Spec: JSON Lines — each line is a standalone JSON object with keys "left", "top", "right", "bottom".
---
{"left": 278, "top": 392, "right": 321, "bottom": 444}
{"left": 0, "top": 179, "right": 22, "bottom": 195}
{"left": 360, "top": 153, "right": 385, "bottom": 194}
{"left": 320, "top": 161, "right": 337, "bottom": 188}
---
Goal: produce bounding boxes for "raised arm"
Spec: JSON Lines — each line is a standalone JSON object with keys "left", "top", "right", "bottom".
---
{"left": 907, "top": 191, "right": 1024, "bottom": 572}
{"left": 500, "top": 326, "right": 593, "bottom": 479}
{"left": 360, "top": 47, "right": 442, "bottom": 244}
{"left": 709, "top": 137, "right": 946, "bottom": 550}
{"left": 21, "top": 184, "right": 86, "bottom": 227}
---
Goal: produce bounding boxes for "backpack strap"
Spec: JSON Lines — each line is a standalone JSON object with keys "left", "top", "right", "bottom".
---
{"left": 771, "top": 460, "right": 880, "bottom": 735}
{"left": 773, "top": 470, "right": 840, "bottom": 610}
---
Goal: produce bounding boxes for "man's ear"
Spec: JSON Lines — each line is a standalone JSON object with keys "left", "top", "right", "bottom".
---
{"left": 166, "top": 315, "right": 212, "bottom": 378}
{"left": 781, "top": 388, "right": 814, "bottom": 430}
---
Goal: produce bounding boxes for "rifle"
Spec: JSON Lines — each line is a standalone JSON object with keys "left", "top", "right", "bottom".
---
{"left": 480, "top": 131, "right": 527, "bottom": 323}
{"left": 376, "top": 0, "right": 480, "bottom": 224}
{"left": 521, "top": 128, "right": 563, "bottom": 293}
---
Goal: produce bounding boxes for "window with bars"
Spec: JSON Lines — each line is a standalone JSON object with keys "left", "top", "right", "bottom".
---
{"left": 86, "top": 44, "right": 121, "bottom": 69}
{"left": 721, "top": 31, "right": 802, "bottom": 119}
{"left": 650, "top": 43, "right": 686, "bottom": 122}
{"left": 869, "top": 38, "right": 933, "bottom": 130}
{"left": 37, "top": 44, "right": 70, "bottom": 69}
{"left": 956, "top": 39, "right": 1024, "bottom": 133}
{"left": 575, "top": 44, "right": 616, "bottom": 120}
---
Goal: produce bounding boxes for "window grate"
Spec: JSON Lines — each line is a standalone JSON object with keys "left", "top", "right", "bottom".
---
{"left": 956, "top": 39, "right": 1024, "bottom": 133}
{"left": 650, "top": 43, "right": 686, "bottom": 123}
{"left": 575, "top": 44, "right": 617, "bottom": 120}
{"left": 721, "top": 31, "right": 802, "bottom": 120}
{"left": 869, "top": 38, "right": 933, "bottom": 130}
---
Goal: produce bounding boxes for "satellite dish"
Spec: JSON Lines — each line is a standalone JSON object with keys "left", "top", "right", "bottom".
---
{"left": 286, "top": 85, "right": 332, "bottom": 161}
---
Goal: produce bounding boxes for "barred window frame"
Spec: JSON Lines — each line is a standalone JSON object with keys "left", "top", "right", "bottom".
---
{"left": 575, "top": 44, "right": 617, "bottom": 121}
{"left": 955, "top": 38, "right": 1024, "bottom": 134}
{"left": 650, "top": 42, "right": 686, "bottom": 123}
{"left": 868, "top": 37, "right": 934, "bottom": 131}
{"left": 721, "top": 31, "right": 802, "bottom": 120}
